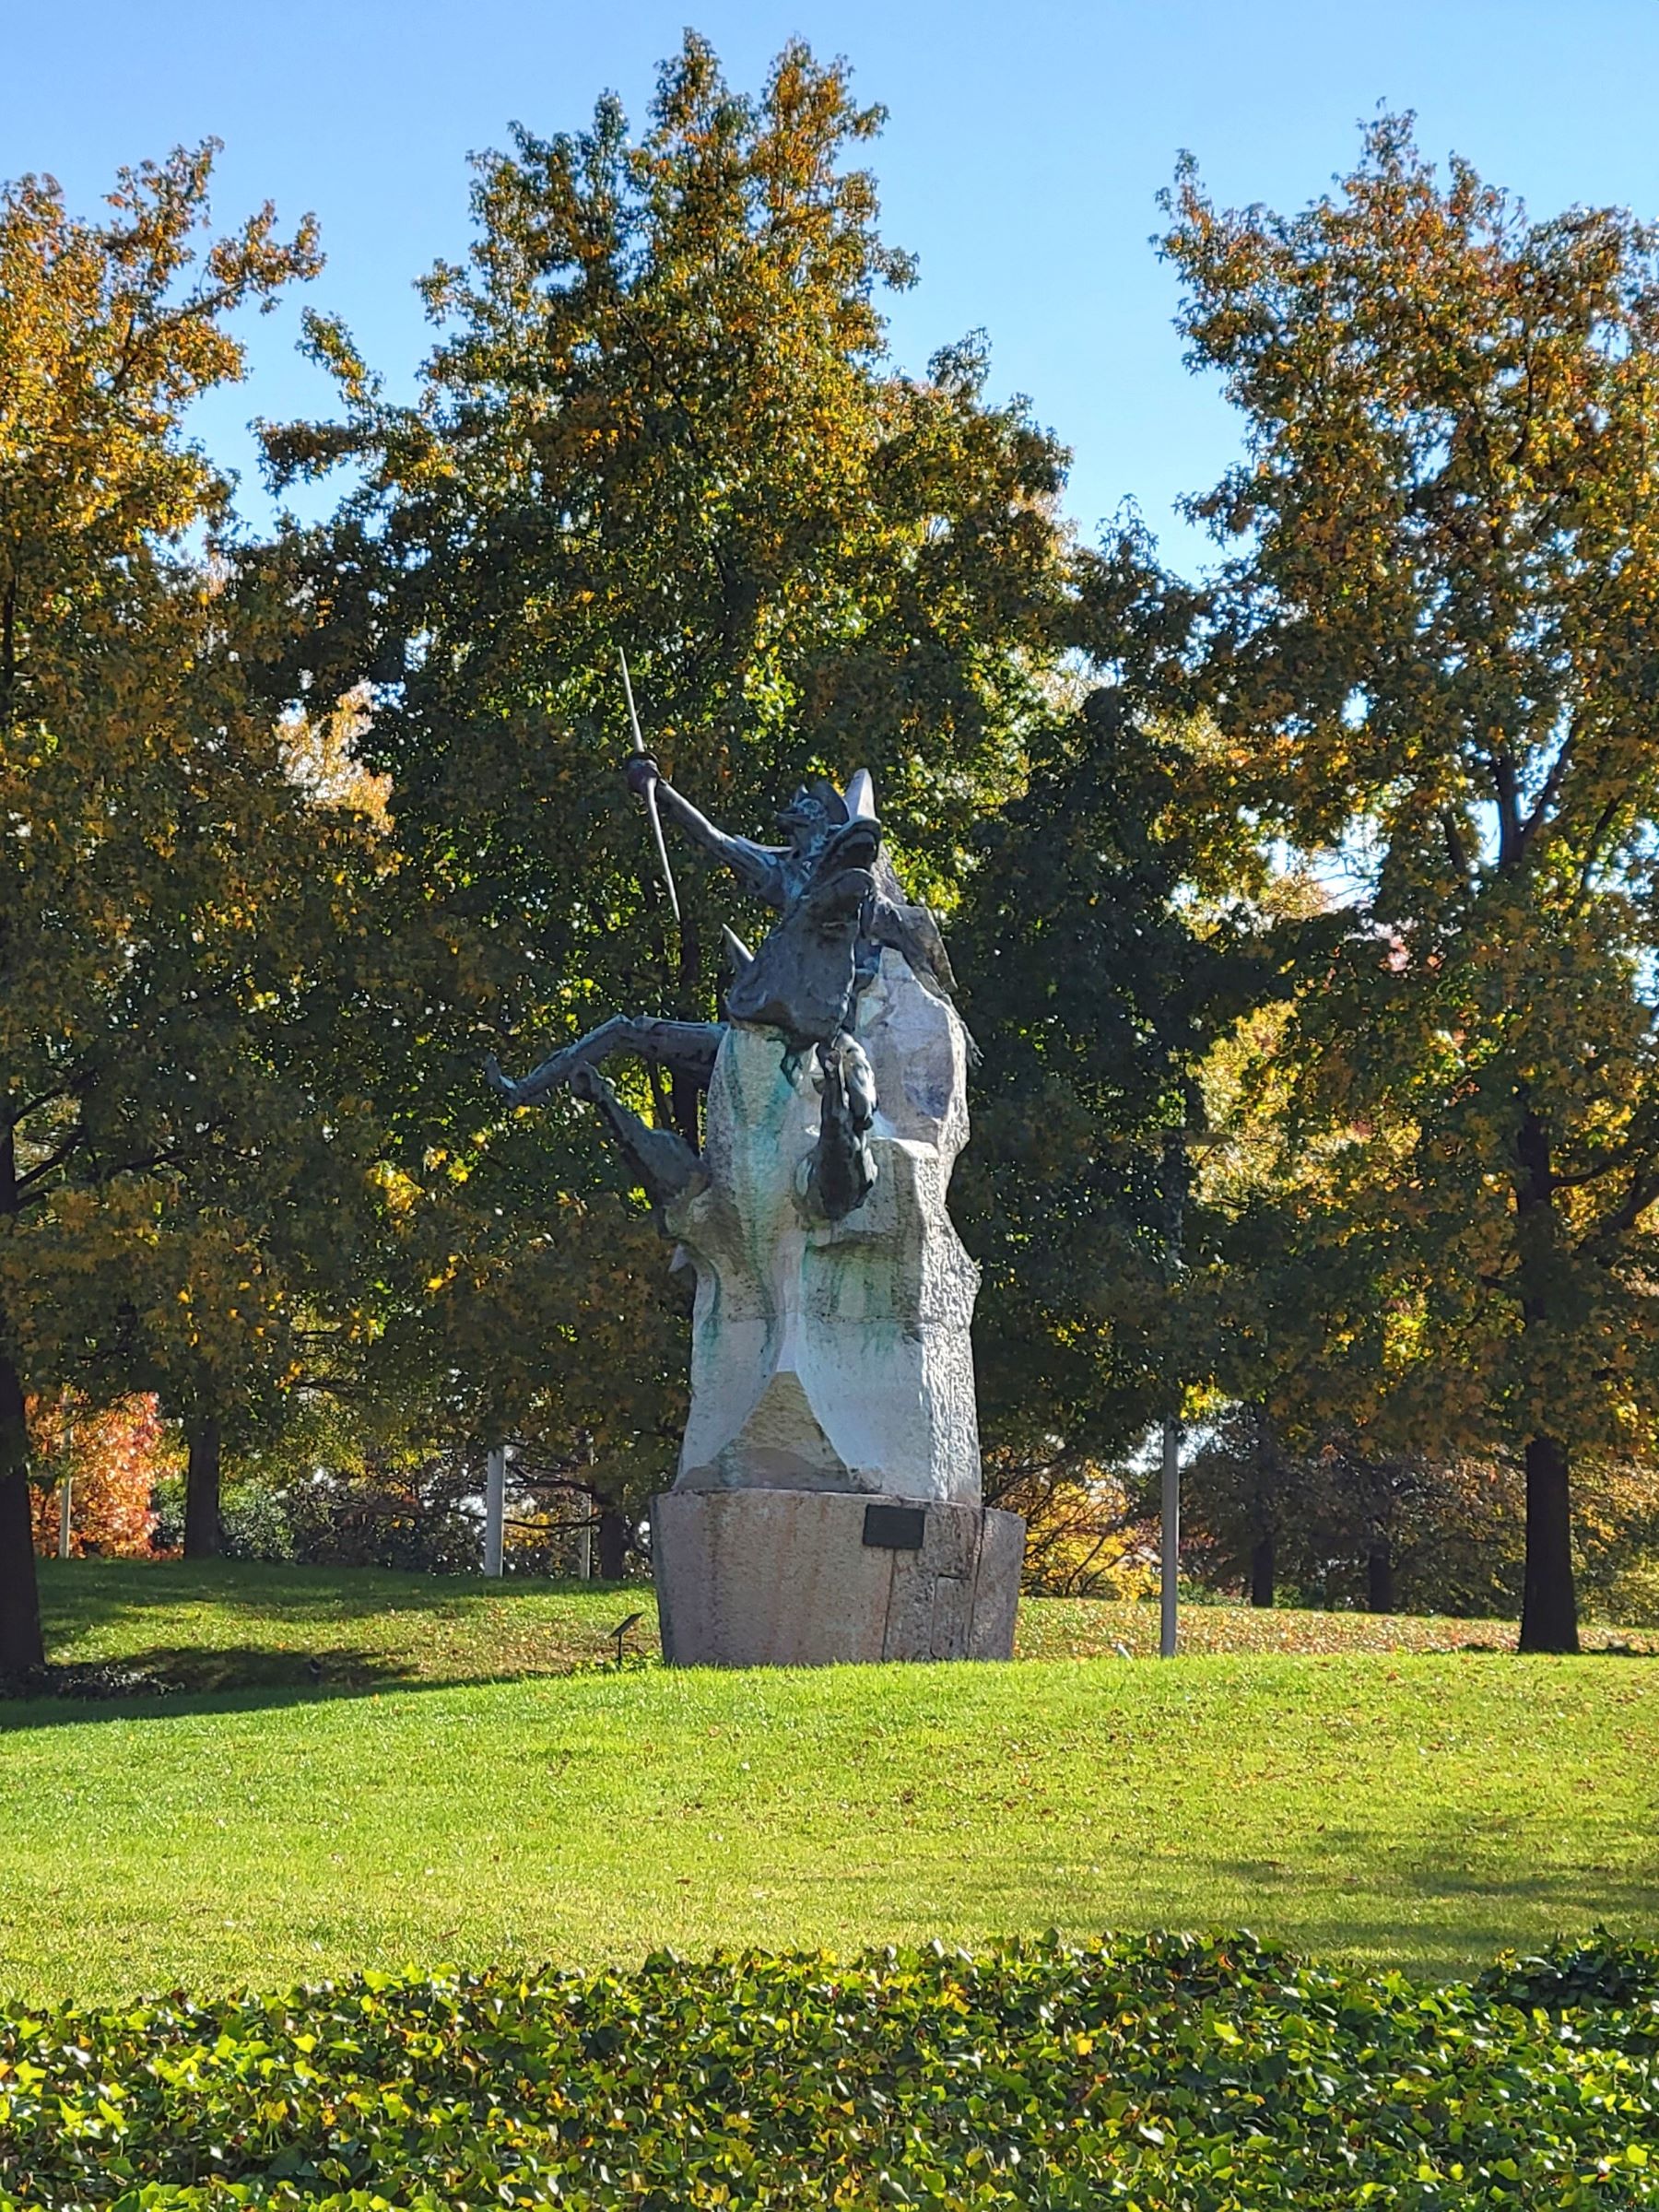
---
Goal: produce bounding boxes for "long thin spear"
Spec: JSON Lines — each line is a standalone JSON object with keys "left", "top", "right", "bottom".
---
{"left": 619, "top": 648, "right": 680, "bottom": 928}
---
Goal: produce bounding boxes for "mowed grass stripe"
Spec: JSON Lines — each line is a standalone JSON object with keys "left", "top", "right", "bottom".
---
{"left": 2, "top": 1653, "right": 1654, "bottom": 2001}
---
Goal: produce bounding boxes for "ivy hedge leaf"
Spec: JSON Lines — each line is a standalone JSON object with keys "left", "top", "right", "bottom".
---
{"left": 0, "top": 1931, "right": 1655, "bottom": 2208}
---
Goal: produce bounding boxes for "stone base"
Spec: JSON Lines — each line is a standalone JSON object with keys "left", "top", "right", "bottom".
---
{"left": 653, "top": 1488, "right": 1024, "bottom": 1667}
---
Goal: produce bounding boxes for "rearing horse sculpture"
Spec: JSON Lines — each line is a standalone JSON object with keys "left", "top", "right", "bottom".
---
{"left": 489, "top": 747, "right": 1020, "bottom": 1659}
{"left": 488, "top": 759, "right": 959, "bottom": 1220}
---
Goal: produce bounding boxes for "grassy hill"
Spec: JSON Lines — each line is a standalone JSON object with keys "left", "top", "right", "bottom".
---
{"left": 32, "top": 1557, "right": 1659, "bottom": 1694}
{"left": 0, "top": 1560, "right": 1653, "bottom": 2004}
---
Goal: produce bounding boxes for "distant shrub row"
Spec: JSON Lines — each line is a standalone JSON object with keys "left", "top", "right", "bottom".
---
{"left": 2, "top": 1932, "right": 1655, "bottom": 2208}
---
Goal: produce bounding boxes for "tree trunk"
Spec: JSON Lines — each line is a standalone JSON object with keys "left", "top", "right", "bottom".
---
{"left": 183, "top": 1415, "right": 223, "bottom": 1559}
{"left": 1366, "top": 1543, "right": 1395, "bottom": 1614}
{"left": 1519, "top": 1430, "right": 1580, "bottom": 1653}
{"left": 596, "top": 1506, "right": 628, "bottom": 1581}
{"left": 1249, "top": 1533, "right": 1275, "bottom": 1607}
{"left": 0, "top": 1348, "right": 43, "bottom": 1674}
{"left": 0, "top": 1121, "right": 43, "bottom": 1674}
{"left": 1512, "top": 1107, "right": 1580, "bottom": 1653}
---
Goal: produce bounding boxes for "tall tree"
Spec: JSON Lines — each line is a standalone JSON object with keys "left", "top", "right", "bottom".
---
{"left": 1164, "top": 116, "right": 1659, "bottom": 1650}
{"left": 0, "top": 146, "right": 340, "bottom": 1665}
{"left": 257, "top": 32, "right": 1073, "bottom": 1512}
{"left": 954, "top": 534, "right": 1291, "bottom": 1505}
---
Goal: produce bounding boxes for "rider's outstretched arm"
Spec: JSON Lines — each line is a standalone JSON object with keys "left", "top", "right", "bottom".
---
{"left": 636, "top": 764, "right": 788, "bottom": 910}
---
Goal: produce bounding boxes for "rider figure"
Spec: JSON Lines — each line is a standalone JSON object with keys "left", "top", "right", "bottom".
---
{"left": 628, "top": 755, "right": 957, "bottom": 1007}
{"left": 629, "top": 755, "right": 863, "bottom": 915}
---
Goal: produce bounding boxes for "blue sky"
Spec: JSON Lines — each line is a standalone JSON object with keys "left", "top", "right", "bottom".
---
{"left": 7, "top": 1, "right": 1659, "bottom": 573}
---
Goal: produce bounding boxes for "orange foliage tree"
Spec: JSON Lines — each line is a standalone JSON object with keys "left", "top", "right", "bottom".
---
{"left": 26, "top": 1395, "right": 173, "bottom": 1559}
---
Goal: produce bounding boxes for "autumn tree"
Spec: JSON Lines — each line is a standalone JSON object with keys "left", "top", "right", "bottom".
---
{"left": 0, "top": 145, "right": 379, "bottom": 1664}
{"left": 1164, "top": 116, "right": 1659, "bottom": 1650}
{"left": 254, "top": 32, "right": 1072, "bottom": 1552}
{"left": 27, "top": 1394, "right": 174, "bottom": 1559}
{"left": 954, "top": 598, "right": 1293, "bottom": 1513}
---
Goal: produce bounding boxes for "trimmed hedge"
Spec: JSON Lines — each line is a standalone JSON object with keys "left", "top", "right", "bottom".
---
{"left": 2, "top": 1932, "right": 1656, "bottom": 2208}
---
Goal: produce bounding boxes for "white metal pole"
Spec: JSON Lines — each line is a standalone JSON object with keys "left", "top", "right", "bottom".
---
{"left": 1159, "top": 1412, "right": 1180, "bottom": 1657}
{"left": 484, "top": 1444, "right": 506, "bottom": 1578}
{"left": 578, "top": 1441, "right": 596, "bottom": 1581}
{"left": 56, "top": 1420, "right": 75, "bottom": 1560}
{"left": 1158, "top": 1123, "right": 1188, "bottom": 1661}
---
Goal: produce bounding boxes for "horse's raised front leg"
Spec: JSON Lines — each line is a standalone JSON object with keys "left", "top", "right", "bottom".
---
{"left": 487, "top": 1015, "right": 725, "bottom": 1106}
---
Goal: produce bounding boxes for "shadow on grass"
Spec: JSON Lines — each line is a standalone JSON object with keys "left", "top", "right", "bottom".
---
{"left": 21, "top": 1560, "right": 660, "bottom": 1716}
{"left": 1265, "top": 1875, "right": 1659, "bottom": 1980}
{"left": 1206, "top": 1805, "right": 1659, "bottom": 1971}
{"left": 40, "top": 1559, "right": 641, "bottom": 1625}
{"left": 741, "top": 1845, "right": 1659, "bottom": 1984}
{"left": 0, "top": 1652, "right": 660, "bottom": 1731}
{"left": 79, "top": 1642, "right": 421, "bottom": 1695}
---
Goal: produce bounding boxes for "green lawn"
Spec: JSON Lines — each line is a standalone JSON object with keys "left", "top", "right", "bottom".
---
{"left": 33, "top": 1556, "right": 1659, "bottom": 1693}
{"left": 3, "top": 1561, "right": 1654, "bottom": 2004}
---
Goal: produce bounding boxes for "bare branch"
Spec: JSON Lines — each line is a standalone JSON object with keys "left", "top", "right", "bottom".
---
{"left": 1440, "top": 806, "right": 1472, "bottom": 880}
{"left": 1516, "top": 724, "right": 1576, "bottom": 859}
{"left": 12, "top": 1133, "right": 84, "bottom": 1200}
{"left": 1582, "top": 1164, "right": 1659, "bottom": 1259}
{"left": 1575, "top": 790, "right": 1628, "bottom": 907}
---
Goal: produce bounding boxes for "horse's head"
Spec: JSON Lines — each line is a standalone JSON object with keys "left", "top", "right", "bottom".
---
{"left": 776, "top": 770, "right": 879, "bottom": 866}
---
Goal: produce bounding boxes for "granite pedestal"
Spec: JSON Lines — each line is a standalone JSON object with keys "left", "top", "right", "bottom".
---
{"left": 653, "top": 1487, "right": 1025, "bottom": 1666}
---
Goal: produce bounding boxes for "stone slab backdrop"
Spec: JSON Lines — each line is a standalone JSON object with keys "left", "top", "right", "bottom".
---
{"left": 655, "top": 947, "right": 1019, "bottom": 1665}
